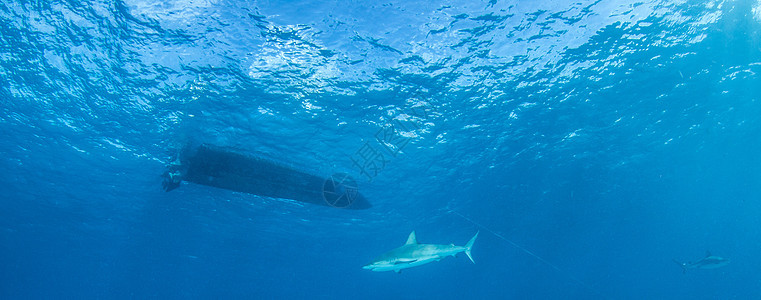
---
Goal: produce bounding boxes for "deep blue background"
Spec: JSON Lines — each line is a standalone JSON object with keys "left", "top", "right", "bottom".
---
{"left": 2, "top": 0, "right": 761, "bottom": 298}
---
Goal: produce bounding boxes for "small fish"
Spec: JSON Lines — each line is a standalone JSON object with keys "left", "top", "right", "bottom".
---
{"left": 674, "top": 251, "right": 730, "bottom": 273}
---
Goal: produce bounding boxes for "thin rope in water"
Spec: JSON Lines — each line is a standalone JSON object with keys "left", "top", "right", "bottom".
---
{"left": 449, "top": 209, "right": 602, "bottom": 296}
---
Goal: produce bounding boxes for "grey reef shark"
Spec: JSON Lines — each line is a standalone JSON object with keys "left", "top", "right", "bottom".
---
{"left": 673, "top": 251, "right": 730, "bottom": 273}
{"left": 363, "top": 231, "right": 479, "bottom": 273}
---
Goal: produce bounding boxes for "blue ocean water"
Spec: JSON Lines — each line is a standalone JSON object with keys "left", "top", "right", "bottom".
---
{"left": 2, "top": 0, "right": 761, "bottom": 298}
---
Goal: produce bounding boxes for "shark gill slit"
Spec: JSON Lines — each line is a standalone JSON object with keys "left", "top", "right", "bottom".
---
{"left": 449, "top": 209, "right": 602, "bottom": 296}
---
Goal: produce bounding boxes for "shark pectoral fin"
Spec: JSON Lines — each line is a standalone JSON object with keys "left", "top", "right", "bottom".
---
{"left": 394, "top": 269, "right": 401, "bottom": 274}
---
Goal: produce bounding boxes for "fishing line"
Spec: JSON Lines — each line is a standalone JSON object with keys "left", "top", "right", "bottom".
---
{"left": 448, "top": 208, "right": 602, "bottom": 296}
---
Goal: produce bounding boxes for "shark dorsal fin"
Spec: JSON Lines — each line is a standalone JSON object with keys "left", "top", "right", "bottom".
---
{"left": 706, "top": 251, "right": 712, "bottom": 257}
{"left": 405, "top": 231, "right": 417, "bottom": 245}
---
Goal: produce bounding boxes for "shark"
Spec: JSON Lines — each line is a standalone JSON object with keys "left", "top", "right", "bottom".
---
{"left": 362, "top": 231, "right": 479, "bottom": 273}
{"left": 673, "top": 251, "right": 730, "bottom": 273}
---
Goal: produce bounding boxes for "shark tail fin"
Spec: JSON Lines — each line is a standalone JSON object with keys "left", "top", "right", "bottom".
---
{"left": 673, "top": 259, "right": 687, "bottom": 274}
{"left": 464, "top": 231, "right": 479, "bottom": 264}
